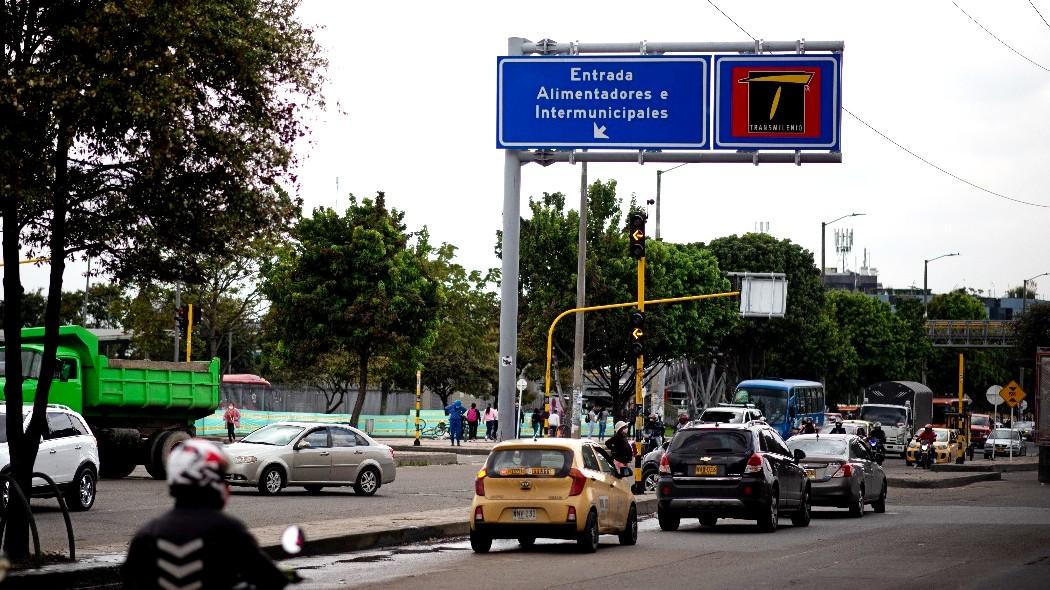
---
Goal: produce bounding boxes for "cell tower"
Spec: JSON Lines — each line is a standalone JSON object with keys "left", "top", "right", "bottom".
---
{"left": 834, "top": 228, "right": 853, "bottom": 273}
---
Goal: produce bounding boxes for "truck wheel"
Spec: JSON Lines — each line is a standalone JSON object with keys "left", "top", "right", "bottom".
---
{"left": 146, "top": 430, "right": 192, "bottom": 480}
{"left": 100, "top": 457, "right": 137, "bottom": 479}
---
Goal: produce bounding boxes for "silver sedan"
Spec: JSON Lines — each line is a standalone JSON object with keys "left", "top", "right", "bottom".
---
{"left": 225, "top": 422, "right": 396, "bottom": 496}
{"left": 786, "top": 434, "right": 887, "bottom": 517}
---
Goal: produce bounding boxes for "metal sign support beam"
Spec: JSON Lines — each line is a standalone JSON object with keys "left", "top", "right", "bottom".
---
{"left": 495, "top": 36, "right": 843, "bottom": 441}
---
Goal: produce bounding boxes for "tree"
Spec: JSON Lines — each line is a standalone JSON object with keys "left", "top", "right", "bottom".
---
{"left": 927, "top": 291, "right": 1009, "bottom": 404}
{"left": 502, "top": 181, "right": 734, "bottom": 421}
{"left": 1, "top": 0, "right": 322, "bottom": 558}
{"left": 825, "top": 291, "right": 905, "bottom": 391}
{"left": 261, "top": 195, "right": 442, "bottom": 425}
{"left": 420, "top": 245, "right": 498, "bottom": 408}
{"left": 704, "top": 233, "right": 832, "bottom": 388}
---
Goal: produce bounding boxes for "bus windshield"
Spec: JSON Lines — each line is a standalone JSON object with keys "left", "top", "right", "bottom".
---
{"left": 733, "top": 388, "right": 787, "bottom": 425}
{"left": 0, "top": 349, "right": 43, "bottom": 379}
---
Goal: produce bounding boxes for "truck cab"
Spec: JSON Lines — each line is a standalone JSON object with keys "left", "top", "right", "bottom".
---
{"left": 858, "top": 404, "right": 912, "bottom": 457}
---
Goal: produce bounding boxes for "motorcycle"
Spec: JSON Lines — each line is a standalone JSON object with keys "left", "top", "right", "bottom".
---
{"left": 918, "top": 439, "right": 935, "bottom": 469}
{"left": 866, "top": 437, "right": 885, "bottom": 465}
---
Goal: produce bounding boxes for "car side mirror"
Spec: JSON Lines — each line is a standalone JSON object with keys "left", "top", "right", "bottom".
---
{"left": 793, "top": 449, "right": 806, "bottom": 461}
{"left": 295, "top": 440, "right": 312, "bottom": 450}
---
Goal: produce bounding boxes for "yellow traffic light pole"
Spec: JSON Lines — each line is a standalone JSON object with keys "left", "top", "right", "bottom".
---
{"left": 541, "top": 290, "right": 740, "bottom": 487}
{"left": 634, "top": 255, "right": 645, "bottom": 489}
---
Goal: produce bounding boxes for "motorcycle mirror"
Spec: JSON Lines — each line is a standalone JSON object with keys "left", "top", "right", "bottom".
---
{"left": 281, "top": 525, "right": 305, "bottom": 555}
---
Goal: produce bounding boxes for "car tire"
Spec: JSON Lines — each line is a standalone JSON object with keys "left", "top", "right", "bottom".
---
{"left": 657, "top": 507, "right": 680, "bottom": 532}
{"left": 304, "top": 485, "right": 324, "bottom": 494}
{"left": 642, "top": 468, "right": 659, "bottom": 493}
{"left": 618, "top": 504, "right": 638, "bottom": 546}
{"left": 577, "top": 510, "right": 599, "bottom": 553}
{"left": 470, "top": 530, "right": 492, "bottom": 553}
{"left": 872, "top": 482, "right": 887, "bottom": 514}
{"left": 354, "top": 467, "right": 380, "bottom": 496}
{"left": 65, "top": 465, "right": 98, "bottom": 512}
{"left": 849, "top": 487, "right": 865, "bottom": 518}
{"left": 258, "top": 465, "right": 285, "bottom": 496}
{"left": 791, "top": 485, "right": 811, "bottom": 528}
{"left": 757, "top": 488, "right": 779, "bottom": 533}
{"left": 517, "top": 537, "right": 535, "bottom": 548}
{"left": 698, "top": 515, "right": 717, "bottom": 528}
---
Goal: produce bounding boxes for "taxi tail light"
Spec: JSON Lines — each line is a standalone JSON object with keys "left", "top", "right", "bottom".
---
{"left": 744, "top": 452, "right": 764, "bottom": 473}
{"left": 567, "top": 506, "right": 577, "bottom": 522}
{"left": 832, "top": 463, "right": 854, "bottom": 478}
{"left": 659, "top": 453, "right": 670, "bottom": 474}
{"left": 474, "top": 506, "right": 484, "bottom": 522}
{"left": 474, "top": 469, "right": 487, "bottom": 496}
{"left": 567, "top": 468, "right": 587, "bottom": 497}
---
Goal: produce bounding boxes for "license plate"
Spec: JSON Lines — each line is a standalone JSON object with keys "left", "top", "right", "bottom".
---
{"left": 499, "top": 467, "right": 555, "bottom": 477}
{"left": 805, "top": 469, "right": 816, "bottom": 479}
{"left": 512, "top": 509, "right": 537, "bottom": 521}
{"left": 695, "top": 465, "right": 718, "bottom": 476}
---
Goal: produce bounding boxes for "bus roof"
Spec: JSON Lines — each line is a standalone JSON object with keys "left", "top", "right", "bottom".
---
{"left": 736, "top": 379, "right": 823, "bottom": 390}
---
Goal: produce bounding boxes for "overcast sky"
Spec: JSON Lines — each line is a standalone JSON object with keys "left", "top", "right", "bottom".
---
{"left": 12, "top": 0, "right": 1050, "bottom": 299}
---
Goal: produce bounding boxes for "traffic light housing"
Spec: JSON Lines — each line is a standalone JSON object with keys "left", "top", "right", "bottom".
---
{"left": 629, "top": 311, "right": 645, "bottom": 358}
{"left": 628, "top": 211, "right": 646, "bottom": 259}
{"left": 176, "top": 305, "right": 189, "bottom": 335}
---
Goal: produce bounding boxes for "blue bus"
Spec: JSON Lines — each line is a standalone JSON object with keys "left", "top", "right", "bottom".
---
{"left": 732, "top": 379, "right": 826, "bottom": 440}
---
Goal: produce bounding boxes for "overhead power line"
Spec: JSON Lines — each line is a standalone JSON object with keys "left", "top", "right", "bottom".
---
{"left": 1030, "top": 0, "right": 1050, "bottom": 30}
{"left": 702, "top": 0, "right": 1050, "bottom": 209}
{"left": 953, "top": 1, "right": 1050, "bottom": 73}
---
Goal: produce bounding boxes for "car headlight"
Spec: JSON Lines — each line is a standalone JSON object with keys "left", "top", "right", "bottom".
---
{"left": 233, "top": 456, "right": 257, "bottom": 464}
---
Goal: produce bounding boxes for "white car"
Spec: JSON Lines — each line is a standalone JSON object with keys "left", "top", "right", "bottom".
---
{"left": 225, "top": 422, "right": 396, "bottom": 496}
{"left": 695, "top": 405, "right": 765, "bottom": 425}
{"left": 983, "top": 428, "right": 1026, "bottom": 458}
{"left": 0, "top": 404, "right": 100, "bottom": 511}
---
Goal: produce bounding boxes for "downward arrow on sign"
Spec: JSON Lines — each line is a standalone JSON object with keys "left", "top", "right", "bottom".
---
{"left": 592, "top": 122, "right": 608, "bottom": 139}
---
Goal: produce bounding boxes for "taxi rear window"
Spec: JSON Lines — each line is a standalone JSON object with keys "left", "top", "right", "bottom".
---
{"left": 486, "top": 449, "right": 572, "bottom": 477}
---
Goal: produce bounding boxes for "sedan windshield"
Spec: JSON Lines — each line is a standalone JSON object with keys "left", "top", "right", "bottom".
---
{"left": 988, "top": 429, "right": 1019, "bottom": 440}
{"left": 787, "top": 438, "right": 847, "bottom": 457}
{"left": 241, "top": 424, "right": 305, "bottom": 446}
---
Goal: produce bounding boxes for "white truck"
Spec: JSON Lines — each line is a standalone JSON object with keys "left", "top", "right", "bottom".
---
{"left": 860, "top": 381, "right": 934, "bottom": 459}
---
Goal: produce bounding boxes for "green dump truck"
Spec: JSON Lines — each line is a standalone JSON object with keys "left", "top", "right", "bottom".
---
{"left": 0, "top": 325, "right": 219, "bottom": 479}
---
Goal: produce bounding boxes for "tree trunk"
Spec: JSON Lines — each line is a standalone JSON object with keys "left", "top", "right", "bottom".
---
{"left": 351, "top": 351, "right": 369, "bottom": 427}
{"left": 379, "top": 381, "right": 391, "bottom": 415}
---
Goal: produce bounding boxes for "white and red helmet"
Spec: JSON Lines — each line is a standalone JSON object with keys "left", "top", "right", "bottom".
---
{"left": 166, "top": 439, "right": 231, "bottom": 497}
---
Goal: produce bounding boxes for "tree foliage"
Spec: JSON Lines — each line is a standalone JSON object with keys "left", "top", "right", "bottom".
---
{"left": 1, "top": 0, "right": 323, "bottom": 558}
{"left": 261, "top": 195, "right": 442, "bottom": 425}
{"left": 503, "top": 181, "right": 734, "bottom": 420}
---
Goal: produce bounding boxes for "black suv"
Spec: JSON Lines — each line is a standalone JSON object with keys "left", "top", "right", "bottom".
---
{"left": 656, "top": 422, "right": 810, "bottom": 532}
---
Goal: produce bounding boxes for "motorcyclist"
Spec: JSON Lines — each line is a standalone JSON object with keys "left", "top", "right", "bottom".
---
{"left": 917, "top": 424, "right": 938, "bottom": 444}
{"left": 798, "top": 417, "right": 818, "bottom": 435}
{"left": 829, "top": 420, "right": 847, "bottom": 434}
{"left": 123, "top": 439, "right": 290, "bottom": 589}
{"left": 869, "top": 422, "right": 887, "bottom": 445}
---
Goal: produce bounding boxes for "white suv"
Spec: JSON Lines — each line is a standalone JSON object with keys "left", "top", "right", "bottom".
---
{"left": 696, "top": 404, "right": 765, "bottom": 425}
{"left": 0, "top": 404, "right": 100, "bottom": 511}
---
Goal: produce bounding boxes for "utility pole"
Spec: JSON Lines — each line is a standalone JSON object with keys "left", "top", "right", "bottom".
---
{"left": 571, "top": 158, "right": 587, "bottom": 438}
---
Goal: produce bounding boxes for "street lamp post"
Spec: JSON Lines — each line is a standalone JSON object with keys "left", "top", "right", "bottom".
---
{"left": 655, "top": 163, "right": 687, "bottom": 241}
{"left": 820, "top": 213, "right": 865, "bottom": 284}
{"left": 1023, "top": 272, "right": 1049, "bottom": 314}
{"left": 923, "top": 252, "right": 960, "bottom": 319}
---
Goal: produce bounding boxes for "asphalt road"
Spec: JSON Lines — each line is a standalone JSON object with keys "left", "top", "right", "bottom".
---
{"left": 26, "top": 458, "right": 486, "bottom": 554}
{"left": 285, "top": 470, "right": 1050, "bottom": 589}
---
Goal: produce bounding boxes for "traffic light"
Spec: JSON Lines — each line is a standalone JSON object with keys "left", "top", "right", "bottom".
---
{"left": 629, "top": 311, "right": 645, "bottom": 358}
{"left": 175, "top": 305, "right": 188, "bottom": 335}
{"left": 628, "top": 210, "right": 646, "bottom": 259}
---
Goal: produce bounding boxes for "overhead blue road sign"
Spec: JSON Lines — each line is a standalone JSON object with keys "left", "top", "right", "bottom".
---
{"left": 713, "top": 54, "right": 842, "bottom": 151}
{"left": 497, "top": 56, "right": 710, "bottom": 149}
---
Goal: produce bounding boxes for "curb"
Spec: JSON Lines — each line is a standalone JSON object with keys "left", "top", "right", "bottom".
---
{"left": 888, "top": 471, "right": 1001, "bottom": 489}
{"left": 395, "top": 452, "right": 458, "bottom": 467}
{"left": 390, "top": 440, "right": 491, "bottom": 455}
{"left": 931, "top": 462, "right": 1037, "bottom": 473}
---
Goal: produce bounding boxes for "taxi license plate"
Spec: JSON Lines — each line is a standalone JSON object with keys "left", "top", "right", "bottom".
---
{"left": 512, "top": 509, "right": 537, "bottom": 521}
{"left": 806, "top": 469, "right": 816, "bottom": 479}
{"left": 695, "top": 465, "right": 719, "bottom": 476}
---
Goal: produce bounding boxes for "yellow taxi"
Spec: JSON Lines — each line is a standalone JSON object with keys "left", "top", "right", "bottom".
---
{"left": 470, "top": 438, "right": 637, "bottom": 553}
{"left": 906, "top": 428, "right": 963, "bottom": 465}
